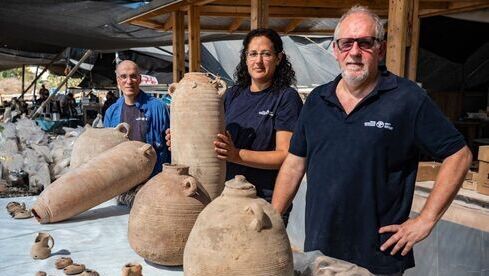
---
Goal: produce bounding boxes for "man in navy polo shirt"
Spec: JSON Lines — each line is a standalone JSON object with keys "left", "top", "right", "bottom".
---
{"left": 272, "top": 6, "right": 472, "bottom": 275}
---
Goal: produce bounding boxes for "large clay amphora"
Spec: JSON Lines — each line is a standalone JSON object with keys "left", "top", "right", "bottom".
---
{"left": 32, "top": 141, "right": 156, "bottom": 223}
{"left": 183, "top": 175, "right": 294, "bottom": 276}
{"left": 129, "top": 164, "right": 210, "bottom": 266}
{"left": 30, "top": 232, "right": 54, "bottom": 260}
{"left": 70, "top": 123, "right": 130, "bottom": 168}
{"left": 170, "top": 73, "right": 227, "bottom": 200}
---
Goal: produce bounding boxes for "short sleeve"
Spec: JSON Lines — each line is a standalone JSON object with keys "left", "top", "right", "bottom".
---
{"left": 414, "top": 95, "right": 466, "bottom": 160}
{"left": 275, "top": 88, "right": 303, "bottom": 132}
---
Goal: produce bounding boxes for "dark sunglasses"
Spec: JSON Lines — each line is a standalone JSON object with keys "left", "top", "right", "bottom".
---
{"left": 335, "top": 36, "right": 380, "bottom": 52}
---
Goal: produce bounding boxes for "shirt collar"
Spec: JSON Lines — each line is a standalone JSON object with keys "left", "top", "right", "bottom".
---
{"left": 319, "top": 70, "right": 398, "bottom": 104}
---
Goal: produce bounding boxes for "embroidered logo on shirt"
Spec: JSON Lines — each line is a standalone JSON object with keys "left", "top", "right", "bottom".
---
{"left": 258, "top": 110, "right": 275, "bottom": 117}
{"left": 364, "top": 120, "right": 394, "bottom": 130}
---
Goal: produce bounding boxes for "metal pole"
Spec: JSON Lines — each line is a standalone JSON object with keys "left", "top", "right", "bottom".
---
{"left": 21, "top": 65, "right": 25, "bottom": 96}
{"left": 33, "top": 65, "right": 39, "bottom": 101}
{"left": 19, "top": 50, "right": 65, "bottom": 98}
{"left": 31, "top": 49, "right": 93, "bottom": 119}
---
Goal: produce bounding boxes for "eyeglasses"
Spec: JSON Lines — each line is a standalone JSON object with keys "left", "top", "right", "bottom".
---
{"left": 245, "top": 51, "right": 275, "bottom": 60}
{"left": 116, "top": 73, "right": 140, "bottom": 81}
{"left": 335, "top": 36, "right": 380, "bottom": 52}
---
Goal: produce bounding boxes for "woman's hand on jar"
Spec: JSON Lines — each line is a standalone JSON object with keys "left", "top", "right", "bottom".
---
{"left": 214, "top": 131, "right": 240, "bottom": 163}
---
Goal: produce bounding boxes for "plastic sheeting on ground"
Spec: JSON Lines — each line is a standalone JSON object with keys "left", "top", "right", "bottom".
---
{"left": 0, "top": 197, "right": 183, "bottom": 275}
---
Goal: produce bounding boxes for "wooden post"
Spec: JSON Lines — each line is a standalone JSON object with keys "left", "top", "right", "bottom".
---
{"left": 407, "top": 0, "right": 420, "bottom": 81}
{"left": 172, "top": 11, "right": 185, "bottom": 82}
{"left": 21, "top": 65, "right": 25, "bottom": 97}
{"left": 188, "top": 5, "right": 201, "bottom": 72}
{"left": 386, "top": 0, "right": 409, "bottom": 77}
{"left": 251, "top": 0, "right": 269, "bottom": 30}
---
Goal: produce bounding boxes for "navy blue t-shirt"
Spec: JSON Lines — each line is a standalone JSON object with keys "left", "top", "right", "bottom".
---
{"left": 224, "top": 85, "right": 303, "bottom": 200}
{"left": 289, "top": 72, "right": 466, "bottom": 274}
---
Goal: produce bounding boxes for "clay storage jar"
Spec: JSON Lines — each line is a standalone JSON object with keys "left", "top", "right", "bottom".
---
{"left": 170, "top": 72, "right": 227, "bottom": 200}
{"left": 183, "top": 175, "right": 294, "bottom": 276}
{"left": 32, "top": 141, "right": 156, "bottom": 223}
{"left": 70, "top": 123, "right": 130, "bottom": 168}
{"left": 128, "top": 164, "right": 211, "bottom": 266}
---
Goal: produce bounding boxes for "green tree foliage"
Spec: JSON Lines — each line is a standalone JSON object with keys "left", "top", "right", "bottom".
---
{"left": 0, "top": 67, "right": 81, "bottom": 90}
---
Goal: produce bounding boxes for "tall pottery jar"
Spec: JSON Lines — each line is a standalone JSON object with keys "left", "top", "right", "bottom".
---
{"left": 32, "top": 141, "right": 156, "bottom": 223}
{"left": 170, "top": 73, "right": 227, "bottom": 199}
{"left": 183, "top": 175, "right": 294, "bottom": 276}
{"left": 128, "top": 164, "right": 210, "bottom": 266}
{"left": 70, "top": 123, "right": 130, "bottom": 168}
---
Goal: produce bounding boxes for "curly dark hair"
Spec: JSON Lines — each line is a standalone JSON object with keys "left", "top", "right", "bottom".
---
{"left": 234, "top": 28, "right": 296, "bottom": 91}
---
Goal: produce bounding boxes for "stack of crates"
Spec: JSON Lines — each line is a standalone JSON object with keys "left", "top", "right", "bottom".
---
{"left": 474, "top": 146, "right": 489, "bottom": 195}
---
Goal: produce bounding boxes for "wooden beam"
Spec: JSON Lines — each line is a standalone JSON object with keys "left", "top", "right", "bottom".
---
{"left": 251, "top": 0, "right": 269, "bottom": 29}
{"left": 284, "top": 19, "right": 303, "bottom": 34}
{"left": 407, "top": 0, "right": 420, "bottom": 81}
{"left": 131, "top": 19, "right": 165, "bottom": 30}
{"left": 172, "top": 11, "right": 185, "bottom": 82}
{"left": 421, "top": 0, "right": 486, "bottom": 2}
{"left": 228, "top": 18, "right": 243, "bottom": 33}
{"left": 214, "top": 0, "right": 447, "bottom": 9}
{"left": 420, "top": 2, "right": 489, "bottom": 17}
{"left": 121, "top": 0, "right": 218, "bottom": 24}
{"left": 188, "top": 5, "right": 201, "bottom": 72}
{"left": 123, "top": 1, "right": 186, "bottom": 24}
{"left": 21, "top": 65, "right": 25, "bottom": 96}
{"left": 163, "top": 18, "right": 173, "bottom": 31}
{"left": 201, "top": 25, "right": 334, "bottom": 35}
{"left": 201, "top": 5, "right": 388, "bottom": 18}
{"left": 386, "top": 0, "right": 410, "bottom": 77}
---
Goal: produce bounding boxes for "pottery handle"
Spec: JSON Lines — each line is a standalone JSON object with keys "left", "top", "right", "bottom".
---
{"left": 139, "top": 144, "right": 154, "bottom": 157}
{"left": 244, "top": 202, "right": 265, "bottom": 232}
{"left": 182, "top": 177, "right": 198, "bottom": 197}
{"left": 115, "top": 122, "right": 130, "bottom": 137}
{"left": 48, "top": 235, "right": 55, "bottom": 249}
{"left": 168, "top": 83, "right": 177, "bottom": 96}
{"left": 215, "top": 78, "right": 227, "bottom": 98}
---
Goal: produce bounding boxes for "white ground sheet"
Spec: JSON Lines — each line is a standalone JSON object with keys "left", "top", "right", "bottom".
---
{"left": 0, "top": 197, "right": 184, "bottom": 276}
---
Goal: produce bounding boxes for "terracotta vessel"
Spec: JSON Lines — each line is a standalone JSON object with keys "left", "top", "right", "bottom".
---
{"left": 30, "top": 232, "right": 54, "bottom": 260}
{"left": 122, "top": 263, "right": 142, "bottom": 276}
{"left": 32, "top": 141, "right": 156, "bottom": 223}
{"left": 70, "top": 123, "right": 129, "bottom": 168}
{"left": 183, "top": 175, "right": 294, "bottom": 276}
{"left": 129, "top": 164, "right": 210, "bottom": 266}
{"left": 170, "top": 73, "right": 227, "bottom": 199}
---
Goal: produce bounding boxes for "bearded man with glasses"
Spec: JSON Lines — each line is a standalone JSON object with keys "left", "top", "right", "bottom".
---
{"left": 104, "top": 60, "right": 170, "bottom": 207}
{"left": 272, "top": 5, "right": 471, "bottom": 275}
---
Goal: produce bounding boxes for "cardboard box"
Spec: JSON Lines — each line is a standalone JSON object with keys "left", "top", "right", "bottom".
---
{"left": 462, "top": 180, "right": 476, "bottom": 190}
{"left": 475, "top": 162, "right": 489, "bottom": 195}
{"left": 478, "top": 161, "right": 489, "bottom": 180}
{"left": 416, "top": 162, "right": 441, "bottom": 182}
{"left": 478, "top": 146, "right": 489, "bottom": 162}
{"left": 465, "top": 170, "right": 474, "bottom": 180}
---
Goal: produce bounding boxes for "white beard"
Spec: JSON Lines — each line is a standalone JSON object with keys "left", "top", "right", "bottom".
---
{"left": 341, "top": 68, "right": 369, "bottom": 87}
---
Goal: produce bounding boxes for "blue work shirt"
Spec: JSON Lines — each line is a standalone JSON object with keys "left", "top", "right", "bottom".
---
{"left": 104, "top": 90, "right": 170, "bottom": 176}
{"left": 289, "top": 71, "right": 466, "bottom": 274}
{"left": 224, "top": 85, "right": 303, "bottom": 201}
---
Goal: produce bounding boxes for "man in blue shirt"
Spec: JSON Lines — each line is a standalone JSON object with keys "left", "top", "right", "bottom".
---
{"left": 104, "top": 60, "right": 170, "bottom": 206}
{"left": 272, "top": 6, "right": 472, "bottom": 275}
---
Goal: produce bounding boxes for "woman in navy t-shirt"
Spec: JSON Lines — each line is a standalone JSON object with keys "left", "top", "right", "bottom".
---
{"left": 213, "top": 28, "right": 303, "bottom": 224}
